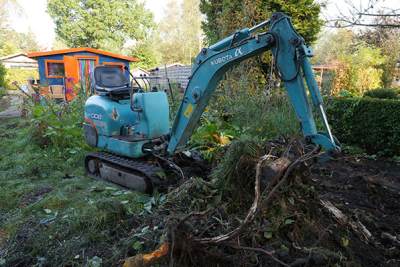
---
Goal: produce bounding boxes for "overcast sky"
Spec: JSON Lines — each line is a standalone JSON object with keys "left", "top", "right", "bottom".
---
{"left": 8, "top": 0, "right": 400, "bottom": 50}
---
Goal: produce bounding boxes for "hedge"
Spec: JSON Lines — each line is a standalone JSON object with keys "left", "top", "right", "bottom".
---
{"left": 326, "top": 97, "right": 400, "bottom": 156}
{"left": 363, "top": 88, "right": 399, "bottom": 100}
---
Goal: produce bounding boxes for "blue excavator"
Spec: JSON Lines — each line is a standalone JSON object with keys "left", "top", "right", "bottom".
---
{"left": 83, "top": 13, "right": 340, "bottom": 193}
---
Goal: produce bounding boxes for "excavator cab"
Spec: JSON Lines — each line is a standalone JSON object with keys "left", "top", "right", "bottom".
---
{"left": 93, "top": 65, "right": 132, "bottom": 100}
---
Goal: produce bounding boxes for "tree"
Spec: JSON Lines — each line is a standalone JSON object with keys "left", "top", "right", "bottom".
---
{"left": 200, "top": 0, "right": 323, "bottom": 45}
{"left": 0, "top": 30, "right": 41, "bottom": 56}
{"left": 47, "top": 0, "right": 155, "bottom": 52}
{"left": 313, "top": 29, "right": 355, "bottom": 65}
{"left": 52, "top": 38, "right": 69, "bottom": 50}
{"left": 0, "top": 0, "right": 17, "bottom": 53}
{"left": 0, "top": 1, "right": 40, "bottom": 56}
{"left": 129, "top": 36, "right": 161, "bottom": 69}
{"left": 156, "top": 0, "right": 203, "bottom": 64}
{"left": 181, "top": 0, "right": 203, "bottom": 62}
{"left": 199, "top": 0, "right": 324, "bottom": 94}
{"left": 314, "top": 30, "right": 387, "bottom": 96}
{"left": 157, "top": 0, "right": 184, "bottom": 63}
{"left": 358, "top": 25, "right": 400, "bottom": 87}
{"left": 0, "top": 0, "right": 17, "bottom": 31}
{"left": 327, "top": 0, "right": 400, "bottom": 28}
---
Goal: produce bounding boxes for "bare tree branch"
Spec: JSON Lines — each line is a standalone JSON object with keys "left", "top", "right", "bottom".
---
{"left": 326, "top": 0, "right": 400, "bottom": 28}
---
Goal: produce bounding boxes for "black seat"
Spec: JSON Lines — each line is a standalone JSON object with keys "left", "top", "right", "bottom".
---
{"left": 94, "top": 66, "right": 130, "bottom": 97}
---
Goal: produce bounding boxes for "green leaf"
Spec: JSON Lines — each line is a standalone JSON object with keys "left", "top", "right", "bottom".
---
{"left": 264, "top": 231, "right": 273, "bottom": 239}
{"left": 284, "top": 218, "right": 295, "bottom": 225}
{"left": 88, "top": 256, "right": 102, "bottom": 267}
{"left": 132, "top": 241, "right": 143, "bottom": 251}
{"left": 44, "top": 209, "right": 52, "bottom": 214}
{"left": 341, "top": 237, "right": 350, "bottom": 247}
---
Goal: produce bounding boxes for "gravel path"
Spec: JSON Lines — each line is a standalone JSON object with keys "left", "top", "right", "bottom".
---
{"left": 0, "top": 94, "right": 23, "bottom": 118}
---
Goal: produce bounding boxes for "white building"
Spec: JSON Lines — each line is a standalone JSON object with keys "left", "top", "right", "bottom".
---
{"left": 149, "top": 63, "right": 192, "bottom": 91}
{"left": 0, "top": 53, "right": 38, "bottom": 69}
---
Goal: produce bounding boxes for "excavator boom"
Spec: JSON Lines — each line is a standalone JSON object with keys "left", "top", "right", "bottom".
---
{"left": 167, "top": 12, "right": 339, "bottom": 154}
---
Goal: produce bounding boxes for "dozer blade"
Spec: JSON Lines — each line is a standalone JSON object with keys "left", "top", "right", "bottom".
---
{"left": 85, "top": 152, "right": 164, "bottom": 194}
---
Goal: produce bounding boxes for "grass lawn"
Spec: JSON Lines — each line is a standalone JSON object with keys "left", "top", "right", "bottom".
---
{"left": 0, "top": 118, "right": 151, "bottom": 266}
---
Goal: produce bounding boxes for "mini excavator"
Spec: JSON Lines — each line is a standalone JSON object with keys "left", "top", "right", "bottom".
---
{"left": 83, "top": 13, "right": 340, "bottom": 193}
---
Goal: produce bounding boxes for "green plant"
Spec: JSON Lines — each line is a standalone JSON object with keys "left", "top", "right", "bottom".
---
{"left": 221, "top": 90, "right": 299, "bottom": 140}
{"left": 363, "top": 88, "right": 399, "bottom": 100}
{"left": 0, "top": 62, "right": 6, "bottom": 89}
{"left": 5, "top": 68, "right": 38, "bottom": 90}
{"left": 189, "top": 87, "right": 300, "bottom": 161}
{"left": 314, "top": 30, "right": 387, "bottom": 96}
{"left": 190, "top": 116, "right": 236, "bottom": 161}
{"left": 338, "top": 89, "right": 355, "bottom": 98}
{"left": 28, "top": 93, "right": 90, "bottom": 162}
{"left": 0, "top": 118, "right": 145, "bottom": 267}
{"left": 0, "top": 87, "right": 5, "bottom": 100}
{"left": 327, "top": 97, "right": 400, "bottom": 156}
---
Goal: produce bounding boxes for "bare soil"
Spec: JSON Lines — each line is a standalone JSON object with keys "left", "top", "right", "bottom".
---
{"left": 311, "top": 156, "right": 400, "bottom": 266}
{"left": 122, "top": 147, "right": 400, "bottom": 267}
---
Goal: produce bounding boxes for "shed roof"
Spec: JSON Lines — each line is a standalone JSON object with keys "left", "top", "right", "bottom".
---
{"left": 0, "top": 53, "right": 36, "bottom": 62}
{"left": 27, "top": 47, "right": 138, "bottom": 62}
{"left": 149, "top": 63, "right": 187, "bottom": 72}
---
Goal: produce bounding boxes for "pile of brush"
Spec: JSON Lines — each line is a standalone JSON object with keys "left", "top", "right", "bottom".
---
{"left": 122, "top": 138, "right": 350, "bottom": 267}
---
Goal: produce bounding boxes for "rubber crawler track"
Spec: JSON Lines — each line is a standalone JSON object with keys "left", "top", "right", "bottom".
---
{"left": 85, "top": 152, "right": 164, "bottom": 193}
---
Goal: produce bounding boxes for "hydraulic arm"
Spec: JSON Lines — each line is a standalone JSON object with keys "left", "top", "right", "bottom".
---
{"left": 167, "top": 12, "right": 339, "bottom": 154}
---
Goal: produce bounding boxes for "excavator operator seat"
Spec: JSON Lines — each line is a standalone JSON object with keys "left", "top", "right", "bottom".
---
{"left": 94, "top": 65, "right": 131, "bottom": 98}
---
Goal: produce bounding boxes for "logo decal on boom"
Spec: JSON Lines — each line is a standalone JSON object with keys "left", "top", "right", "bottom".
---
{"left": 210, "top": 47, "right": 245, "bottom": 66}
{"left": 235, "top": 47, "right": 243, "bottom": 57}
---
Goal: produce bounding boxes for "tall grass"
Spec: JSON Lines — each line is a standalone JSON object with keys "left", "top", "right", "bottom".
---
{"left": 189, "top": 84, "right": 300, "bottom": 160}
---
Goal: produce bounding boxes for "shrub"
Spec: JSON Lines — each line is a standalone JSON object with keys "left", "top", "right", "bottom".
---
{"left": 338, "top": 89, "right": 355, "bottom": 98}
{"left": 0, "top": 62, "right": 6, "bottom": 89}
{"left": 5, "top": 68, "right": 38, "bottom": 90}
{"left": 28, "top": 93, "right": 90, "bottom": 162}
{"left": 363, "top": 88, "right": 399, "bottom": 100}
{"left": 327, "top": 97, "right": 400, "bottom": 156}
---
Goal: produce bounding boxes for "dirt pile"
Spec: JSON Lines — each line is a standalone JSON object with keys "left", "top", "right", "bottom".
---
{"left": 123, "top": 139, "right": 400, "bottom": 266}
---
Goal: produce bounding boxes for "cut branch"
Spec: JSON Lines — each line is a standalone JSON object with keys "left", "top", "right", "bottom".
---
{"left": 193, "top": 154, "right": 277, "bottom": 244}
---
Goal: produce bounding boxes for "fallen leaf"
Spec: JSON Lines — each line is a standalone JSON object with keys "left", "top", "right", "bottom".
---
{"left": 44, "top": 209, "right": 52, "bottom": 214}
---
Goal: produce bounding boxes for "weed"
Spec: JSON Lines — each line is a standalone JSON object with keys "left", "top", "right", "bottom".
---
{"left": 189, "top": 86, "right": 300, "bottom": 160}
{"left": 0, "top": 116, "right": 147, "bottom": 266}
{"left": 26, "top": 93, "right": 91, "bottom": 165}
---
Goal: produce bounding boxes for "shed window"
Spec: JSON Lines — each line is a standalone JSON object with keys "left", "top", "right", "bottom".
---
{"left": 46, "top": 61, "right": 65, "bottom": 77}
{"left": 103, "top": 62, "right": 125, "bottom": 71}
